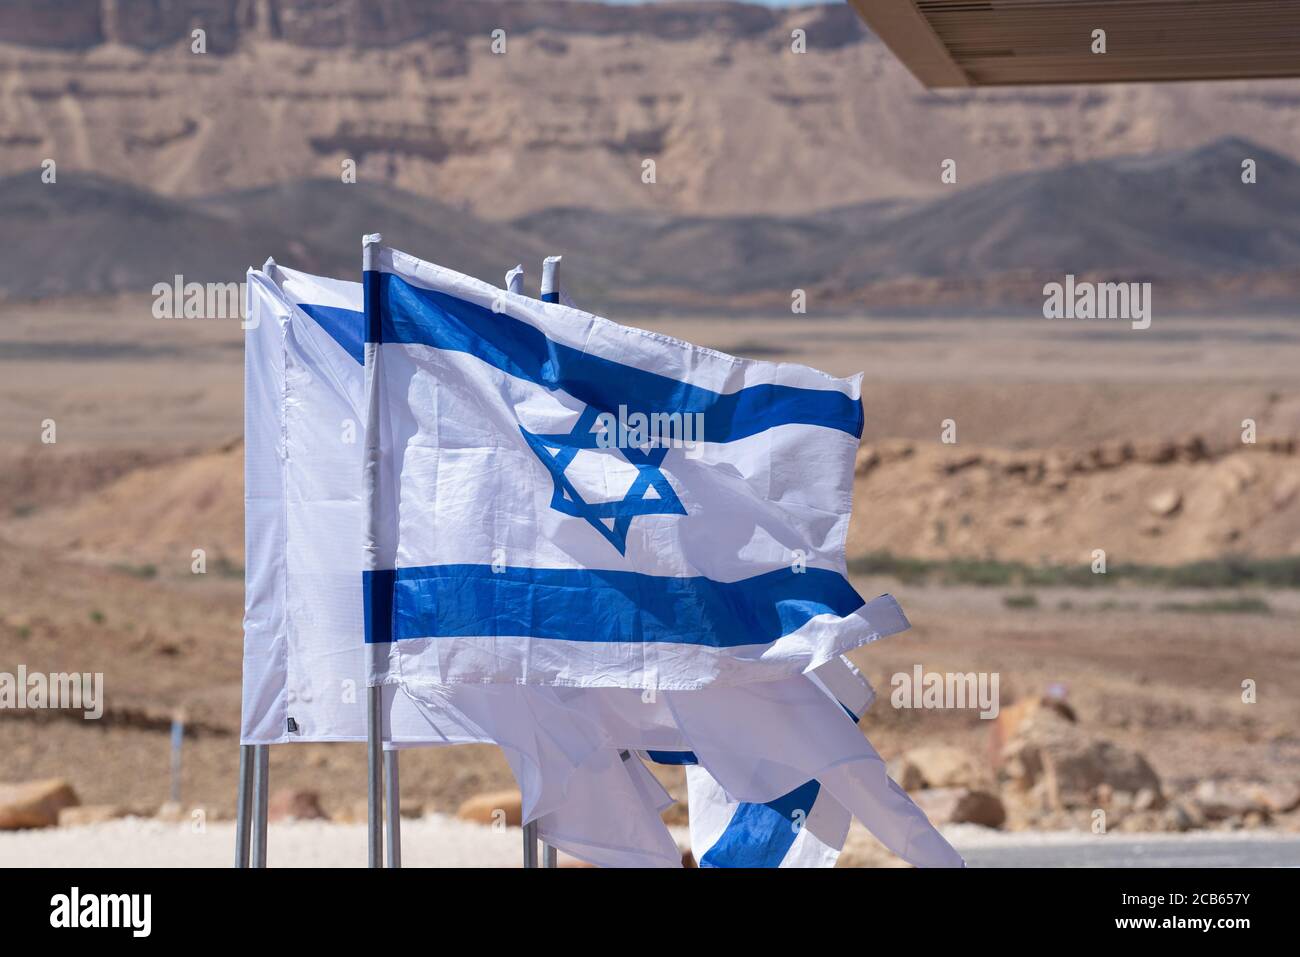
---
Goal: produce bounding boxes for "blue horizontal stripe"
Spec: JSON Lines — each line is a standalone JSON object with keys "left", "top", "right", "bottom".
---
{"left": 362, "top": 564, "right": 864, "bottom": 646}
{"left": 698, "top": 698, "right": 862, "bottom": 866}
{"left": 700, "top": 779, "right": 822, "bottom": 868}
{"left": 369, "top": 272, "right": 863, "bottom": 442}
{"left": 299, "top": 303, "right": 364, "bottom": 365}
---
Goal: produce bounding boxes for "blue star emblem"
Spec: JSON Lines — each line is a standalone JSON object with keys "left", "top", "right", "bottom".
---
{"left": 521, "top": 405, "right": 687, "bottom": 554}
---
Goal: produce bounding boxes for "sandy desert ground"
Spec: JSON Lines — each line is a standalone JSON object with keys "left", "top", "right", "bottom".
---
{"left": 1, "top": 295, "right": 1298, "bottom": 864}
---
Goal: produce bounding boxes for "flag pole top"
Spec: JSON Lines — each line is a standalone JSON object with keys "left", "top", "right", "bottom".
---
{"left": 363, "top": 234, "right": 383, "bottom": 272}
{"left": 540, "top": 256, "right": 562, "bottom": 298}
{"left": 505, "top": 265, "right": 524, "bottom": 294}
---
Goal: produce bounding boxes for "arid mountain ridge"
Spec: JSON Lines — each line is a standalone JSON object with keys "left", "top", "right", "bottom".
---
{"left": 2, "top": 136, "right": 1298, "bottom": 313}
{"left": 5, "top": 0, "right": 1300, "bottom": 224}
{"left": 0, "top": 0, "right": 822, "bottom": 52}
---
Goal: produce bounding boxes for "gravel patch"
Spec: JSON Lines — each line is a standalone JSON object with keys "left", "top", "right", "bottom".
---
{"left": 0, "top": 815, "right": 695, "bottom": 868}
{"left": 1, "top": 815, "right": 527, "bottom": 868}
{"left": 4, "top": 818, "right": 1296, "bottom": 867}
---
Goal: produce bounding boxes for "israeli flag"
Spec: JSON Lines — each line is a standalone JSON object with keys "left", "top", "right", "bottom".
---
{"left": 245, "top": 256, "right": 961, "bottom": 867}
{"left": 243, "top": 261, "right": 683, "bottom": 866}
{"left": 361, "top": 241, "right": 910, "bottom": 690}
{"left": 242, "top": 260, "right": 473, "bottom": 745}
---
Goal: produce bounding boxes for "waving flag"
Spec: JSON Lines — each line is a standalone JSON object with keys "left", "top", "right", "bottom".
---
{"left": 361, "top": 241, "right": 908, "bottom": 691}
{"left": 501, "top": 267, "right": 956, "bottom": 866}
{"left": 244, "top": 254, "right": 960, "bottom": 867}
{"left": 243, "top": 261, "right": 684, "bottom": 866}
{"left": 242, "top": 261, "right": 480, "bottom": 745}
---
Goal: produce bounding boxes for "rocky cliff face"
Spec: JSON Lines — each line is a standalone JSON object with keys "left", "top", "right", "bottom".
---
{"left": 0, "top": 0, "right": 833, "bottom": 52}
{"left": 1, "top": 1, "right": 1299, "bottom": 222}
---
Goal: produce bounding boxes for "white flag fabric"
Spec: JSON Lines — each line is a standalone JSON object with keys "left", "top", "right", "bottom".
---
{"left": 534, "top": 747, "right": 681, "bottom": 868}
{"left": 361, "top": 243, "right": 909, "bottom": 691}
{"left": 546, "top": 675, "right": 963, "bottom": 867}
{"left": 243, "top": 262, "right": 484, "bottom": 745}
{"left": 683, "top": 656, "right": 870, "bottom": 868}
{"left": 243, "top": 262, "right": 682, "bottom": 866}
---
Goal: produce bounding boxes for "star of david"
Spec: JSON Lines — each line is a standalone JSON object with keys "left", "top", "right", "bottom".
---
{"left": 520, "top": 405, "right": 687, "bottom": 554}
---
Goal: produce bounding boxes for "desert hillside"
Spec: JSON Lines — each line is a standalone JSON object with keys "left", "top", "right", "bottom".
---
{"left": 4, "top": 137, "right": 1299, "bottom": 313}
{"left": 6, "top": 432, "right": 1300, "bottom": 573}
{"left": 5, "top": 1, "right": 1300, "bottom": 221}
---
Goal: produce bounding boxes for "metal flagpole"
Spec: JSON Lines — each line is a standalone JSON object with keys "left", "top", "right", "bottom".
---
{"left": 367, "top": 684, "right": 384, "bottom": 868}
{"left": 504, "top": 263, "right": 546, "bottom": 870}
{"left": 539, "top": 254, "right": 562, "bottom": 868}
{"left": 522, "top": 820, "right": 539, "bottom": 868}
{"left": 251, "top": 744, "right": 269, "bottom": 867}
{"left": 239, "top": 258, "right": 276, "bottom": 871}
{"left": 234, "top": 743, "right": 254, "bottom": 867}
{"left": 384, "top": 748, "right": 401, "bottom": 868}
{"left": 362, "top": 233, "right": 387, "bottom": 869}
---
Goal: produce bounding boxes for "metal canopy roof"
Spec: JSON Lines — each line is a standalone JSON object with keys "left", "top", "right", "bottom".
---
{"left": 847, "top": 0, "right": 1300, "bottom": 88}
